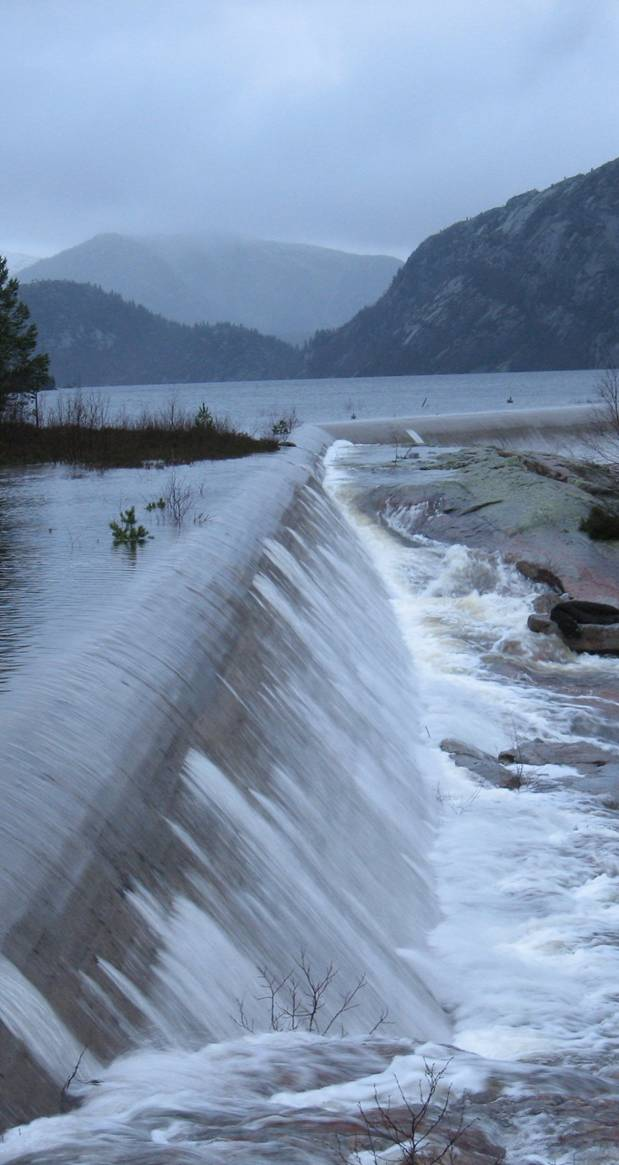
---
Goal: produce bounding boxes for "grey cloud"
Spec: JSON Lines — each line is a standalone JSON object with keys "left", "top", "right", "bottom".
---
{"left": 2, "top": 0, "right": 619, "bottom": 258}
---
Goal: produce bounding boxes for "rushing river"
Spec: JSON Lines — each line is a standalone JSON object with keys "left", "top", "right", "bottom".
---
{"left": 0, "top": 372, "right": 617, "bottom": 1162}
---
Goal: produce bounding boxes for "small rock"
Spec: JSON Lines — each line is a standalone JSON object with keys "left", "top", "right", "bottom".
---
{"left": 527, "top": 614, "right": 553, "bottom": 633}
{"left": 515, "top": 560, "right": 565, "bottom": 591}
{"left": 440, "top": 739, "right": 523, "bottom": 789}
{"left": 440, "top": 739, "right": 490, "bottom": 762}
{"left": 532, "top": 590, "right": 572, "bottom": 615}
{"left": 501, "top": 637, "right": 527, "bottom": 655}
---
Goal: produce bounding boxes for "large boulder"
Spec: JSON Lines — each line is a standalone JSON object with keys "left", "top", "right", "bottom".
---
{"left": 550, "top": 600, "right": 619, "bottom": 654}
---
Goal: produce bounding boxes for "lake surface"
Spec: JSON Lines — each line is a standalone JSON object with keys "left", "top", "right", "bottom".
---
{"left": 41, "top": 366, "right": 603, "bottom": 433}
{"left": 0, "top": 368, "right": 606, "bottom": 696}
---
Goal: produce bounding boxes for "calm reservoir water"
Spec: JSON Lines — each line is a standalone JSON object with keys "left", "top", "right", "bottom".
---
{"left": 42, "top": 366, "right": 602, "bottom": 432}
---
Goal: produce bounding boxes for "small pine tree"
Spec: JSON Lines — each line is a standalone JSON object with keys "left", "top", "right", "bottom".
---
{"left": 194, "top": 402, "right": 215, "bottom": 429}
{"left": 110, "top": 506, "right": 152, "bottom": 547}
{"left": 0, "top": 256, "right": 53, "bottom": 419}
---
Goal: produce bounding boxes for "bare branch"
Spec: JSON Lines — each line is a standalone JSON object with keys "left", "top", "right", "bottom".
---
{"left": 231, "top": 998, "right": 256, "bottom": 1032}
{"left": 234, "top": 954, "right": 384, "bottom": 1038}
{"left": 346, "top": 1062, "right": 476, "bottom": 1165}
{"left": 322, "top": 974, "right": 367, "bottom": 1034}
{"left": 368, "top": 1007, "right": 391, "bottom": 1036}
{"left": 60, "top": 1048, "right": 86, "bottom": 1111}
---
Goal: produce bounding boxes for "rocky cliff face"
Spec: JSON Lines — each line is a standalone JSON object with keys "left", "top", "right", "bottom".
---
{"left": 305, "top": 157, "right": 619, "bottom": 376}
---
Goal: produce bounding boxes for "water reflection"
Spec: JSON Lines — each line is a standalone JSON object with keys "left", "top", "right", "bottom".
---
{"left": 0, "top": 455, "right": 280, "bottom": 699}
{"left": 0, "top": 471, "right": 49, "bottom": 688}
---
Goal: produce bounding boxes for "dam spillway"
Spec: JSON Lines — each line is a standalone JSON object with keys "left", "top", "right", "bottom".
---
{"left": 0, "top": 429, "right": 446, "bottom": 1127}
{"left": 321, "top": 401, "right": 604, "bottom": 445}
{"left": 1, "top": 405, "right": 618, "bottom": 1162}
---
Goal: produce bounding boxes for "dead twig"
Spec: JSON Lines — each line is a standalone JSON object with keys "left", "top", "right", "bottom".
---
{"left": 346, "top": 1062, "right": 475, "bottom": 1165}
{"left": 60, "top": 1048, "right": 86, "bottom": 1111}
{"left": 233, "top": 954, "right": 382, "bottom": 1037}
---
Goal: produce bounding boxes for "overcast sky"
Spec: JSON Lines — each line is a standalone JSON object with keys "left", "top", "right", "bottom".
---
{"left": 3, "top": 0, "right": 619, "bottom": 260}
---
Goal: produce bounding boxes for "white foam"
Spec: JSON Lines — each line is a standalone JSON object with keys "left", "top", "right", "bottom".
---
{"left": 325, "top": 441, "right": 619, "bottom": 1082}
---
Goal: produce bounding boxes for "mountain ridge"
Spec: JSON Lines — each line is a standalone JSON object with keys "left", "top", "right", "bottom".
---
{"left": 4, "top": 250, "right": 41, "bottom": 273}
{"left": 19, "top": 233, "right": 402, "bottom": 343}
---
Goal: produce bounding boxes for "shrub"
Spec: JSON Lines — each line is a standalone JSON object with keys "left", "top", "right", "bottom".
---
{"left": 271, "top": 408, "right": 300, "bottom": 437}
{"left": 348, "top": 1064, "right": 475, "bottom": 1165}
{"left": 0, "top": 398, "right": 279, "bottom": 468}
{"left": 110, "top": 506, "right": 152, "bottom": 547}
{"left": 235, "top": 954, "right": 387, "bottom": 1037}
{"left": 580, "top": 504, "right": 619, "bottom": 540}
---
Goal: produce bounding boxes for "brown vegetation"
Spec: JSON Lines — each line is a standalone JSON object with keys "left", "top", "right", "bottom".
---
{"left": 0, "top": 397, "right": 279, "bottom": 469}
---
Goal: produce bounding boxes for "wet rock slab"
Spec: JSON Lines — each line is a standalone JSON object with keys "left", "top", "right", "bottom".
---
{"left": 554, "top": 769, "right": 619, "bottom": 809}
{"left": 498, "top": 738, "right": 615, "bottom": 768}
{"left": 442, "top": 736, "right": 619, "bottom": 805}
{"left": 440, "top": 739, "right": 524, "bottom": 789}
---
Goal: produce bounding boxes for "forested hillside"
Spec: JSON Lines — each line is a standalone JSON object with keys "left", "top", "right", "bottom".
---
{"left": 21, "top": 280, "right": 301, "bottom": 386}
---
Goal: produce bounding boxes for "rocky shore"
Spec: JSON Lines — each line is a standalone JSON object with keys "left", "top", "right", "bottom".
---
{"left": 379, "top": 444, "right": 619, "bottom": 605}
{"left": 374, "top": 442, "right": 619, "bottom": 1162}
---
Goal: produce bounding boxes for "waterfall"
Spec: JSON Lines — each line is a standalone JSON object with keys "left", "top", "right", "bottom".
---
{"left": 0, "top": 430, "right": 447, "bottom": 1127}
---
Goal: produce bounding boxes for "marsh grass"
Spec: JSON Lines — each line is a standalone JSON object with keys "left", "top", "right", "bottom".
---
{"left": 0, "top": 398, "right": 279, "bottom": 469}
